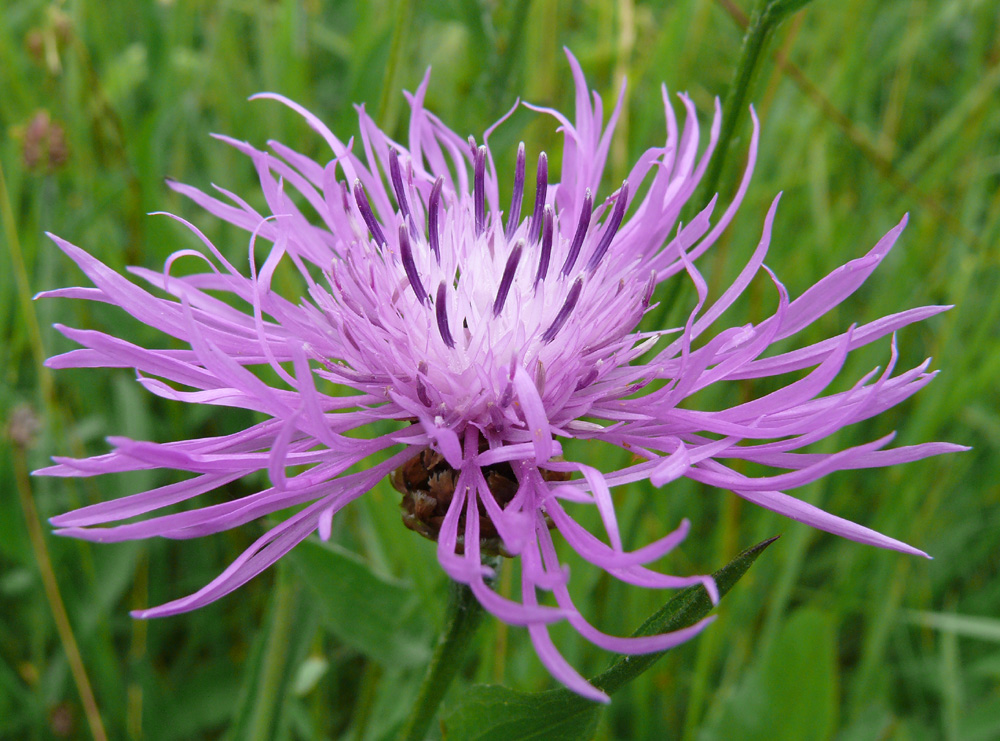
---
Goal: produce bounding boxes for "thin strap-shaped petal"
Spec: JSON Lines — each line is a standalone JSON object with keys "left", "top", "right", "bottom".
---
{"left": 512, "top": 365, "right": 554, "bottom": 462}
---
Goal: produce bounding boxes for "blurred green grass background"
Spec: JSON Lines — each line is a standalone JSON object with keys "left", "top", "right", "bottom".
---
{"left": 2, "top": 0, "right": 998, "bottom": 739}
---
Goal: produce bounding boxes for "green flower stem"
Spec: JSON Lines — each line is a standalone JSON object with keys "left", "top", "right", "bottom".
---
{"left": 399, "top": 563, "right": 496, "bottom": 741}
{"left": 694, "top": 0, "right": 817, "bottom": 210}
{"left": 248, "top": 563, "right": 299, "bottom": 741}
{"left": 10, "top": 438, "right": 108, "bottom": 741}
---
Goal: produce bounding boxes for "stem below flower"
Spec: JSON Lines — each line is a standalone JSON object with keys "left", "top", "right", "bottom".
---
{"left": 399, "top": 565, "right": 495, "bottom": 741}
{"left": 694, "top": 0, "right": 818, "bottom": 211}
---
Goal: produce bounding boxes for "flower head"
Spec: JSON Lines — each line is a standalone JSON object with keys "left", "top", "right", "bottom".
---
{"left": 39, "top": 50, "right": 962, "bottom": 701}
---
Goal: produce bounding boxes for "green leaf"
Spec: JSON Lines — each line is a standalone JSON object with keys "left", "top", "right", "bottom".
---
{"left": 902, "top": 610, "right": 1000, "bottom": 643}
{"left": 441, "top": 684, "right": 600, "bottom": 741}
{"left": 226, "top": 565, "right": 318, "bottom": 741}
{"left": 442, "top": 537, "right": 779, "bottom": 740}
{"left": 701, "top": 607, "right": 839, "bottom": 741}
{"left": 287, "top": 537, "right": 430, "bottom": 667}
{"left": 157, "top": 662, "right": 244, "bottom": 741}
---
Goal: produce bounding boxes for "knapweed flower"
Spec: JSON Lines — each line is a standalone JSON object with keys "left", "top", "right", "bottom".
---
{"left": 40, "top": 50, "right": 961, "bottom": 701}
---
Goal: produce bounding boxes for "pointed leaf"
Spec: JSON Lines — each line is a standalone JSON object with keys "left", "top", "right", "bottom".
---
{"left": 443, "top": 537, "right": 779, "bottom": 740}
{"left": 287, "top": 537, "right": 430, "bottom": 666}
{"left": 441, "top": 685, "right": 600, "bottom": 741}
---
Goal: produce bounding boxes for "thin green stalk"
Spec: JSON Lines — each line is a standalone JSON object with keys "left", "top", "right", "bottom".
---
{"left": 488, "top": 0, "right": 532, "bottom": 117}
{"left": 0, "top": 158, "right": 53, "bottom": 407}
{"left": 10, "top": 438, "right": 108, "bottom": 741}
{"left": 694, "top": 0, "right": 817, "bottom": 211}
{"left": 377, "top": 0, "right": 414, "bottom": 133}
{"left": 5, "top": 154, "right": 108, "bottom": 735}
{"left": 713, "top": 0, "right": 978, "bottom": 246}
{"left": 399, "top": 568, "right": 494, "bottom": 741}
{"left": 351, "top": 662, "right": 383, "bottom": 741}
{"left": 248, "top": 563, "right": 299, "bottom": 741}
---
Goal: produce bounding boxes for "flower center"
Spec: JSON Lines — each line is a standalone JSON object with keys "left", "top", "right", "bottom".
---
{"left": 390, "top": 447, "right": 569, "bottom": 556}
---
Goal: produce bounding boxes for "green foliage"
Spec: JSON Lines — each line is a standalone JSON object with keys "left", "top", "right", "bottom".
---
{"left": 1, "top": 0, "right": 998, "bottom": 739}
{"left": 701, "top": 607, "right": 838, "bottom": 740}
{"left": 287, "top": 538, "right": 430, "bottom": 668}
{"left": 443, "top": 685, "right": 602, "bottom": 741}
{"left": 226, "top": 566, "right": 318, "bottom": 741}
{"left": 443, "top": 538, "right": 777, "bottom": 739}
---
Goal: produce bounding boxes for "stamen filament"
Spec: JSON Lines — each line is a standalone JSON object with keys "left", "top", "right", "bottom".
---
{"left": 534, "top": 206, "right": 553, "bottom": 288}
{"left": 353, "top": 180, "right": 387, "bottom": 247}
{"left": 493, "top": 241, "right": 523, "bottom": 316}
{"left": 428, "top": 177, "right": 443, "bottom": 262}
{"left": 505, "top": 143, "right": 526, "bottom": 240}
{"left": 474, "top": 145, "right": 487, "bottom": 237}
{"left": 389, "top": 150, "right": 412, "bottom": 225}
{"left": 435, "top": 281, "right": 456, "bottom": 348}
{"left": 585, "top": 181, "right": 629, "bottom": 272}
{"left": 542, "top": 277, "right": 583, "bottom": 343}
{"left": 399, "top": 225, "right": 427, "bottom": 303}
{"left": 561, "top": 189, "right": 593, "bottom": 276}
{"left": 528, "top": 152, "right": 548, "bottom": 243}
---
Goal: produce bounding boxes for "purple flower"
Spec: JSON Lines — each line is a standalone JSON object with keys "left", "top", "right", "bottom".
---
{"left": 39, "top": 50, "right": 962, "bottom": 701}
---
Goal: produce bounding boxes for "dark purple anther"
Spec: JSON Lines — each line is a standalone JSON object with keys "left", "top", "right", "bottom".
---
{"left": 585, "top": 181, "right": 629, "bottom": 272}
{"left": 339, "top": 180, "right": 351, "bottom": 213}
{"left": 474, "top": 145, "right": 487, "bottom": 237}
{"left": 415, "top": 362, "right": 432, "bottom": 406}
{"left": 527, "top": 152, "right": 548, "bottom": 243}
{"left": 575, "top": 365, "right": 600, "bottom": 390}
{"left": 534, "top": 206, "right": 553, "bottom": 288}
{"left": 534, "top": 361, "right": 546, "bottom": 395}
{"left": 428, "top": 177, "right": 443, "bottom": 262}
{"left": 561, "top": 189, "right": 593, "bottom": 275}
{"left": 342, "top": 325, "right": 361, "bottom": 352}
{"left": 435, "top": 281, "right": 455, "bottom": 348}
{"left": 499, "top": 381, "right": 513, "bottom": 408}
{"left": 353, "top": 180, "right": 387, "bottom": 247}
{"left": 399, "top": 225, "right": 427, "bottom": 303}
{"left": 488, "top": 403, "right": 506, "bottom": 431}
{"left": 505, "top": 143, "right": 526, "bottom": 240}
{"left": 541, "top": 277, "right": 583, "bottom": 343}
{"left": 642, "top": 271, "right": 657, "bottom": 305}
{"left": 389, "top": 150, "right": 412, "bottom": 224}
{"left": 493, "top": 241, "right": 523, "bottom": 317}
